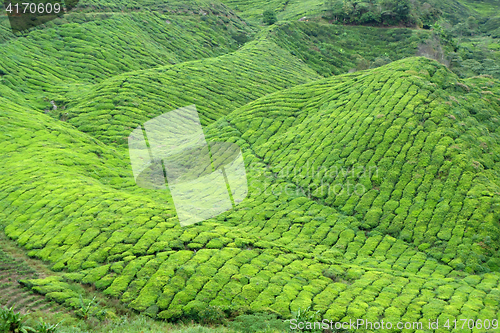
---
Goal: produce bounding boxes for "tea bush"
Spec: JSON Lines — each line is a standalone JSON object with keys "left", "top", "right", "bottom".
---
{"left": 263, "top": 10, "right": 277, "bottom": 25}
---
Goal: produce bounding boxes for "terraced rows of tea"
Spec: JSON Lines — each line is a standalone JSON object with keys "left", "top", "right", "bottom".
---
{"left": 217, "top": 0, "right": 327, "bottom": 22}
{"left": 0, "top": 7, "right": 251, "bottom": 109}
{"left": 2, "top": 49, "right": 500, "bottom": 331}
{"left": 62, "top": 39, "right": 321, "bottom": 145}
{"left": 1, "top": 0, "right": 500, "bottom": 329}
{"left": 213, "top": 58, "right": 500, "bottom": 275}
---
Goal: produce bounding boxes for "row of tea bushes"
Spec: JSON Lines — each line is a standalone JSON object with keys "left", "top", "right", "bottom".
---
{"left": 22, "top": 247, "right": 500, "bottom": 331}
{"left": 0, "top": 246, "right": 65, "bottom": 314}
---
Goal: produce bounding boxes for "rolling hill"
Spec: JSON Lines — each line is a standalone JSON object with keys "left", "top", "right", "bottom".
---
{"left": 60, "top": 38, "right": 321, "bottom": 145}
{"left": 1, "top": 0, "right": 500, "bottom": 331}
{"left": 0, "top": 4, "right": 252, "bottom": 111}
{"left": 2, "top": 56, "right": 500, "bottom": 329}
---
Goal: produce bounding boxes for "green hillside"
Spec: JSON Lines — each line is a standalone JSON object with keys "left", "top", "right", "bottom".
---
{"left": 2, "top": 57, "right": 500, "bottom": 329}
{"left": 0, "top": 8, "right": 251, "bottom": 111}
{"left": 1, "top": 0, "right": 500, "bottom": 331}
{"left": 218, "top": 0, "right": 326, "bottom": 22}
{"left": 459, "top": 0, "right": 500, "bottom": 17}
{"left": 3, "top": 20, "right": 441, "bottom": 145}
{"left": 218, "top": 0, "right": 474, "bottom": 26}
{"left": 267, "top": 22, "right": 431, "bottom": 76}
{"left": 59, "top": 39, "right": 320, "bottom": 145}
{"left": 213, "top": 58, "right": 500, "bottom": 273}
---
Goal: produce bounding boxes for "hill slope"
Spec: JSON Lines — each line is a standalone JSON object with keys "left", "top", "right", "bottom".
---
{"left": 2, "top": 58, "right": 500, "bottom": 329}
{"left": 209, "top": 57, "right": 500, "bottom": 273}
{"left": 0, "top": 8, "right": 251, "bottom": 111}
{"left": 218, "top": 0, "right": 475, "bottom": 25}
{"left": 267, "top": 22, "right": 431, "bottom": 77}
{"left": 59, "top": 39, "right": 321, "bottom": 145}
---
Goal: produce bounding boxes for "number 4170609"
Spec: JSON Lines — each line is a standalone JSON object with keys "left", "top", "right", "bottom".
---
{"left": 444, "top": 319, "right": 498, "bottom": 330}
{"left": 5, "top": 2, "right": 61, "bottom": 14}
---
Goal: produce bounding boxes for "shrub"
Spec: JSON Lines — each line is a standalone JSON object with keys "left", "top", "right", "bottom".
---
{"left": 82, "top": 264, "right": 109, "bottom": 284}
{"left": 196, "top": 305, "right": 226, "bottom": 325}
{"left": 290, "top": 306, "right": 321, "bottom": 332}
{"left": 206, "top": 239, "right": 224, "bottom": 249}
{"left": 228, "top": 312, "right": 288, "bottom": 333}
{"left": 373, "top": 56, "right": 392, "bottom": 68}
{"left": 35, "top": 318, "right": 62, "bottom": 333}
{"left": 263, "top": 10, "right": 277, "bottom": 25}
{"left": 75, "top": 295, "right": 107, "bottom": 321}
{"left": 0, "top": 305, "right": 34, "bottom": 333}
{"left": 46, "top": 291, "right": 78, "bottom": 304}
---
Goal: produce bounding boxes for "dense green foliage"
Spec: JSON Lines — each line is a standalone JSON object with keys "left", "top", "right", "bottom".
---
{"left": 0, "top": 305, "right": 35, "bottom": 333}
{"left": 60, "top": 39, "right": 320, "bottom": 145}
{"left": 1, "top": 0, "right": 500, "bottom": 331}
{"left": 2, "top": 56, "right": 500, "bottom": 330}
{"left": 326, "top": 0, "right": 484, "bottom": 27}
{"left": 262, "top": 10, "right": 277, "bottom": 25}
{"left": 269, "top": 22, "right": 431, "bottom": 76}
{"left": 328, "top": 0, "right": 415, "bottom": 26}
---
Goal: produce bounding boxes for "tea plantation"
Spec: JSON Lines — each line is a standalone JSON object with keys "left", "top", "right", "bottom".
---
{"left": 1, "top": 0, "right": 500, "bottom": 332}
{"left": 59, "top": 38, "right": 321, "bottom": 145}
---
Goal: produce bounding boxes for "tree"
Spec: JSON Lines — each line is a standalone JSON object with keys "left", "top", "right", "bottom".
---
{"left": 342, "top": 0, "right": 354, "bottom": 17}
{"left": 263, "top": 10, "right": 277, "bottom": 25}
{"left": 395, "top": 0, "right": 410, "bottom": 20}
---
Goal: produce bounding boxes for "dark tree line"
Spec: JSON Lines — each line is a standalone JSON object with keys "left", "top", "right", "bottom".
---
{"left": 327, "top": 0, "right": 440, "bottom": 27}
